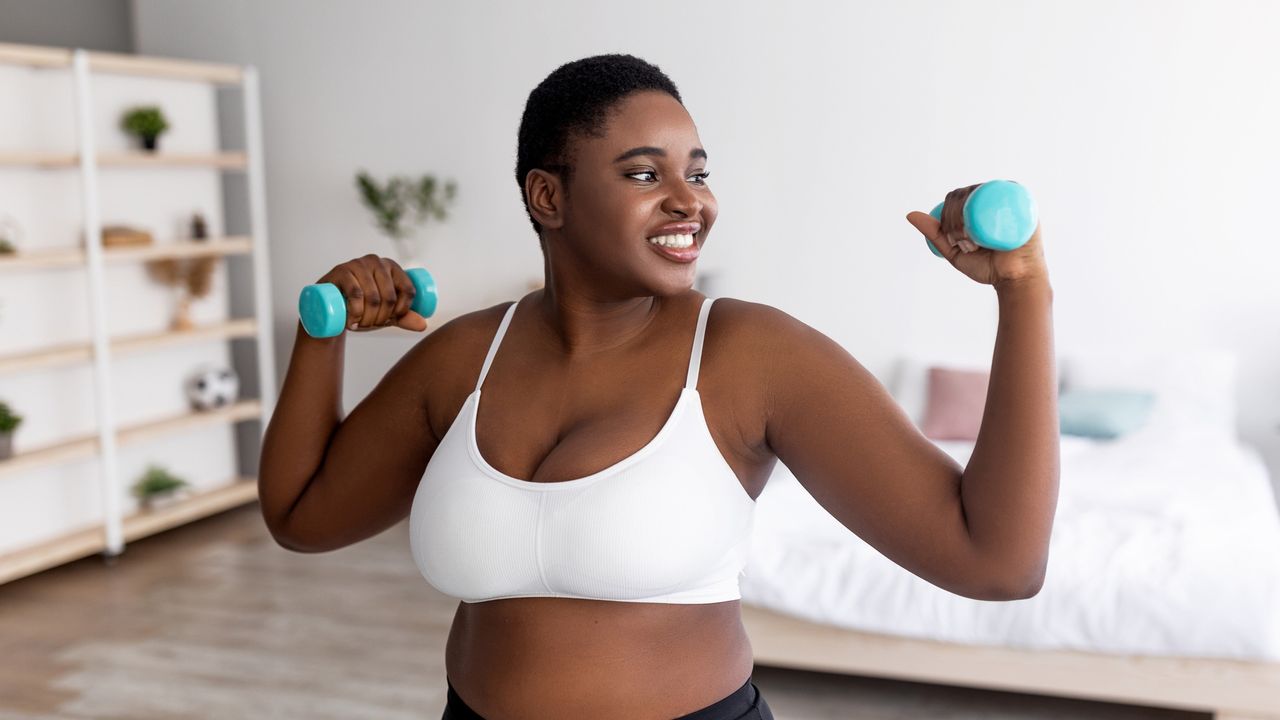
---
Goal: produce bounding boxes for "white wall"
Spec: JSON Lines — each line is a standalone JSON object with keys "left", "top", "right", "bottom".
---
{"left": 131, "top": 0, "right": 1280, "bottom": 496}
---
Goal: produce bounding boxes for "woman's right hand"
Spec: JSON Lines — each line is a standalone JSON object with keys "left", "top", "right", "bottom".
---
{"left": 315, "top": 254, "right": 429, "bottom": 333}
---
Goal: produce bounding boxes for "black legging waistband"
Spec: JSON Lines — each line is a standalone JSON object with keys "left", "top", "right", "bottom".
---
{"left": 442, "top": 675, "right": 773, "bottom": 720}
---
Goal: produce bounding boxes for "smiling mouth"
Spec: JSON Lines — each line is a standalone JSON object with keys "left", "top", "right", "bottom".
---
{"left": 645, "top": 231, "right": 698, "bottom": 249}
{"left": 645, "top": 231, "right": 700, "bottom": 262}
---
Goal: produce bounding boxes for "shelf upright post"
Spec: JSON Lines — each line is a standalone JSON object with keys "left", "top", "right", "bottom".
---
{"left": 71, "top": 49, "right": 126, "bottom": 557}
{"left": 242, "top": 66, "right": 277, "bottom": 425}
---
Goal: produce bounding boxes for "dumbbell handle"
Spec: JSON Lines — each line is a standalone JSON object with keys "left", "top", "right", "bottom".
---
{"left": 298, "top": 266, "right": 438, "bottom": 338}
{"left": 925, "top": 179, "right": 1038, "bottom": 257}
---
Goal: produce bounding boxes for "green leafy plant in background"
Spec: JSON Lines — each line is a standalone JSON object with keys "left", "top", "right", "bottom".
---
{"left": 131, "top": 464, "right": 189, "bottom": 501}
{"left": 0, "top": 238, "right": 14, "bottom": 255}
{"left": 355, "top": 171, "right": 458, "bottom": 258}
{"left": 0, "top": 401, "right": 22, "bottom": 433}
{"left": 120, "top": 106, "right": 170, "bottom": 149}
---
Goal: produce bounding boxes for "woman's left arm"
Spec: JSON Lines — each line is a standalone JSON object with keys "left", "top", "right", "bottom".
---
{"left": 760, "top": 186, "right": 1058, "bottom": 601}
{"left": 908, "top": 184, "right": 1060, "bottom": 597}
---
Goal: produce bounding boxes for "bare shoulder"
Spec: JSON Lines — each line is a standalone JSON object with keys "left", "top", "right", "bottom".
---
{"left": 410, "top": 300, "right": 518, "bottom": 435}
{"left": 703, "top": 296, "right": 816, "bottom": 382}
{"left": 698, "top": 297, "right": 805, "bottom": 456}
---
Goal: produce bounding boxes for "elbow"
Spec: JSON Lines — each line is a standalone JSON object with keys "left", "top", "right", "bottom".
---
{"left": 268, "top": 528, "right": 332, "bottom": 554}
{"left": 967, "top": 560, "right": 1046, "bottom": 601}
{"left": 1006, "top": 572, "right": 1045, "bottom": 600}
{"left": 1001, "top": 561, "right": 1048, "bottom": 600}
{"left": 261, "top": 509, "right": 331, "bottom": 554}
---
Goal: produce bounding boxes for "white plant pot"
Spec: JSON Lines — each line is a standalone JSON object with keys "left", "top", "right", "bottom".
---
{"left": 141, "top": 489, "right": 188, "bottom": 512}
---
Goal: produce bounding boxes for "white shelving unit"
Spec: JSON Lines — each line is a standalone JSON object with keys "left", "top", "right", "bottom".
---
{"left": 0, "top": 42, "right": 276, "bottom": 585}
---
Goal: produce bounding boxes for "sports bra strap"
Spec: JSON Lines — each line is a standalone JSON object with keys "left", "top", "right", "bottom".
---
{"left": 685, "top": 296, "right": 716, "bottom": 391}
{"left": 475, "top": 301, "right": 518, "bottom": 392}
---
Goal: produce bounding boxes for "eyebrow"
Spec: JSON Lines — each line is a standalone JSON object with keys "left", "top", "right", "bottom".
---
{"left": 612, "top": 146, "right": 708, "bottom": 163}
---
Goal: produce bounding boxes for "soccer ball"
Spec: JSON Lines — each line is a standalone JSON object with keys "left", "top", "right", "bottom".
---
{"left": 184, "top": 365, "right": 239, "bottom": 411}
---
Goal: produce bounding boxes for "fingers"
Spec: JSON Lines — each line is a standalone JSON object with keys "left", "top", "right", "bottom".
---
{"left": 337, "top": 267, "right": 365, "bottom": 328}
{"left": 383, "top": 257, "right": 417, "bottom": 324}
{"left": 366, "top": 255, "right": 398, "bottom": 327}
{"left": 905, "top": 211, "right": 943, "bottom": 242}
{"left": 395, "top": 310, "right": 429, "bottom": 332}
{"left": 320, "top": 255, "right": 429, "bottom": 333}
{"left": 348, "top": 254, "right": 390, "bottom": 327}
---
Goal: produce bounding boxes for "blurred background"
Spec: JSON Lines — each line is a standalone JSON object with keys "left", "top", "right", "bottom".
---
{"left": 1, "top": 1, "right": 1277, "bottom": 719}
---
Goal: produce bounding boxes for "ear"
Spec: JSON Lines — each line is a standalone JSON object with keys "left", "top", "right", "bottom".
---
{"left": 525, "top": 169, "right": 565, "bottom": 231}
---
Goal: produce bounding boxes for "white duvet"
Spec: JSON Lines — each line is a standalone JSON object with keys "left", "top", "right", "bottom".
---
{"left": 739, "top": 429, "right": 1280, "bottom": 662}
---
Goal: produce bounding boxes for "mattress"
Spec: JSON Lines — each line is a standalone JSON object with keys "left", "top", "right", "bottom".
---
{"left": 739, "top": 429, "right": 1280, "bottom": 662}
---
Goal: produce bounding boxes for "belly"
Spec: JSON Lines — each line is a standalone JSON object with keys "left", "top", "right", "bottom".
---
{"left": 444, "top": 597, "right": 755, "bottom": 720}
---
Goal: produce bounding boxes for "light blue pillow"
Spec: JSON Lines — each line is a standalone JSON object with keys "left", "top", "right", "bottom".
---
{"left": 1059, "top": 388, "right": 1156, "bottom": 439}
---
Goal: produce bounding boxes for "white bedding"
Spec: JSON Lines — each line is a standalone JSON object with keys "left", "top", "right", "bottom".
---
{"left": 739, "top": 429, "right": 1280, "bottom": 662}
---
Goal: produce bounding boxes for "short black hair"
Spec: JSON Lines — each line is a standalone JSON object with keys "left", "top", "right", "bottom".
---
{"left": 515, "top": 53, "right": 683, "bottom": 239}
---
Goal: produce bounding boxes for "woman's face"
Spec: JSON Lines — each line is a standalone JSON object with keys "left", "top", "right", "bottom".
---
{"left": 546, "top": 89, "right": 718, "bottom": 298}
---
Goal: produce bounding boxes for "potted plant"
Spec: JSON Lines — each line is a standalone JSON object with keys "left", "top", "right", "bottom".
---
{"left": 355, "top": 170, "right": 457, "bottom": 265}
{"left": 131, "top": 464, "right": 191, "bottom": 511}
{"left": 120, "top": 106, "right": 170, "bottom": 152}
{"left": 0, "top": 401, "right": 22, "bottom": 461}
{"left": 144, "top": 255, "right": 216, "bottom": 330}
{"left": 0, "top": 214, "right": 22, "bottom": 255}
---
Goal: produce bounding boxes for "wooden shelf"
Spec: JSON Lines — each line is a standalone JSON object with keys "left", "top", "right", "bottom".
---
{"left": 122, "top": 477, "right": 259, "bottom": 543}
{"left": 0, "top": 40, "right": 275, "bottom": 586}
{"left": 117, "top": 398, "right": 263, "bottom": 447}
{"left": 0, "top": 151, "right": 248, "bottom": 169}
{"left": 0, "top": 318, "right": 259, "bottom": 375}
{"left": 0, "top": 236, "right": 253, "bottom": 271}
{"left": 0, "top": 399, "right": 262, "bottom": 479}
{"left": 102, "top": 235, "right": 253, "bottom": 262}
{"left": 0, "top": 477, "right": 258, "bottom": 585}
{"left": 0, "top": 42, "right": 244, "bottom": 85}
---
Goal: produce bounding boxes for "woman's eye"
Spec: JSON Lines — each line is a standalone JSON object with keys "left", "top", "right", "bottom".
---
{"left": 625, "top": 170, "right": 712, "bottom": 184}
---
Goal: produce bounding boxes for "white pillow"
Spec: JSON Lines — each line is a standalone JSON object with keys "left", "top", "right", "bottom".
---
{"left": 1059, "top": 346, "right": 1238, "bottom": 439}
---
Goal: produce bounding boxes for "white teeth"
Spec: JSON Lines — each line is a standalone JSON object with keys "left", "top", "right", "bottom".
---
{"left": 647, "top": 233, "right": 694, "bottom": 248}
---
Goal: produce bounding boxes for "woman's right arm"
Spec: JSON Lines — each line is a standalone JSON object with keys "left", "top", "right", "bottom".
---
{"left": 258, "top": 255, "right": 441, "bottom": 553}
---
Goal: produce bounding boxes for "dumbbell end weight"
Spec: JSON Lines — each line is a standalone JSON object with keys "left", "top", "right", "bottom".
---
{"left": 924, "top": 179, "right": 1037, "bottom": 256}
{"left": 299, "top": 267, "right": 438, "bottom": 338}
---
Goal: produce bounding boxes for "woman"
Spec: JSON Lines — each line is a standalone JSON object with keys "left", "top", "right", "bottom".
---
{"left": 259, "top": 54, "right": 1058, "bottom": 720}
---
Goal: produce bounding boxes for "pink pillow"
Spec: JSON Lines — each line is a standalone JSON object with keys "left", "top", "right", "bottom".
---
{"left": 920, "top": 366, "right": 990, "bottom": 441}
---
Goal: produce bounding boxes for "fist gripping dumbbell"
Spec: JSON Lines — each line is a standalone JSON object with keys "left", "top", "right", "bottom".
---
{"left": 925, "top": 179, "right": 1038, "bottom": 258}
{"left": 298, "top": 267, "right": 438, "bottom": 338}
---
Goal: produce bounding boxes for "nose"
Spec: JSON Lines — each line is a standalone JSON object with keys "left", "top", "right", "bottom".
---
{"left": 661, "top": 176, "right": 702, "bottom": 219}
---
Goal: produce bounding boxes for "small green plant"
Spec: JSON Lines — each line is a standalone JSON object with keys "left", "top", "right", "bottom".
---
{"left": 0, "top": 238, "right": 14, "bottom": 255}
{"left": 120, "top": 106, "right": 170, "bottom": 144}
{"left": 355, "top": 170, "right": 457, "bottom": 240}
{"left": 131, "top": 464, "right": 189, "bottom": 500}
{"left": 0, "top": 401, "right": 22, "bottom": 433}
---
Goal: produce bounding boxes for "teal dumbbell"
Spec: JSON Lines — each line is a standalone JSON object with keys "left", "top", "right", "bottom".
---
{"left": 925, "top": 179, "right": 1038, "bottom": 258}
{"left": 298, "top": 267, "right": 438, "bottom": 338}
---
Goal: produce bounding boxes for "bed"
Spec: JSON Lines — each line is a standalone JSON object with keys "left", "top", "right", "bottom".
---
{"left": 737, "top": 347, "right": 1280, "bottom": 719}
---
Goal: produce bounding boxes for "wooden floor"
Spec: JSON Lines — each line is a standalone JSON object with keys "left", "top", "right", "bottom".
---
{"left": 0, "top": 503, "right": 1210, "bottom": 720}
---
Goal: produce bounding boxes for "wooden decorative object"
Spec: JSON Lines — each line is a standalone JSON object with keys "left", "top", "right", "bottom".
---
{"left": 101, "top": 225, "right": 154, "bottom": 248}
{"left": 145, "top": 256, "right": 217, "bottom": 330}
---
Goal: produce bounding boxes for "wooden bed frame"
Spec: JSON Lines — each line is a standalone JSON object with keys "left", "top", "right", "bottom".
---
{"left": 740, "top": 601, "right": 1280, "bottom": 719}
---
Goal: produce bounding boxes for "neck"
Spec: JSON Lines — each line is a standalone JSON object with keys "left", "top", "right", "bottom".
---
{"left": 532, "top": 284, "right": 662, "bottom": 356}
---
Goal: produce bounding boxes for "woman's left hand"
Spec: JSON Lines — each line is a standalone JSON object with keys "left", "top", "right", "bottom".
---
{"left": 905, "top": 183, "right": 1049, "bottom": 289}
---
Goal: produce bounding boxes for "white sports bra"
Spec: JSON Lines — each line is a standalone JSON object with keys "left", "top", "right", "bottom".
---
{"left": 409, "top": 296, "right": 758, "bottom": 604}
